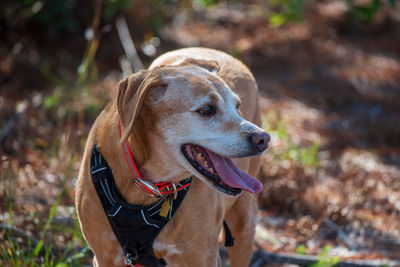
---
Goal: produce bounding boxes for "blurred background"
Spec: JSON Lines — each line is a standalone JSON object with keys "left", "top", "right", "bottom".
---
{"left": 1, "top": 0, "right": 400, "bottom": 266}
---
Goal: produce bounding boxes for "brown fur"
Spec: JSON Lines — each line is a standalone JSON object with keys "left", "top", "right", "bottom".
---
{"left": 76, "top": 48, "right": 263, "bottom": 266}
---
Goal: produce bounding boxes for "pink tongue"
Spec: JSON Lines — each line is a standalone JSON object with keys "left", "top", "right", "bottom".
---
{"left": 207, "top": 152, "right": 263, "bottom": 194}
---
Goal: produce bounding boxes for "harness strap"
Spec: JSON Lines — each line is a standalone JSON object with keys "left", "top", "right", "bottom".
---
{"left": 119, "top": 120, "right": 191, "bottom": 198}
{"left": 223, "top": 220, "right": 235, "bottom": 247}
{"left": 90, "top": 144, "right": 192, "bottom": 267}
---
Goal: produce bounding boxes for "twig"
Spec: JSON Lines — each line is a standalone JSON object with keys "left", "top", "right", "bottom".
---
{"left": 91, "top": 0, "right": 103, "bottom": 34}
{"left": 250, "top": 249, "right": 400, "bottom": 267}
{"left": 52, "top": 217, "right": 75, "bottom": 227}
{"left": 0, "top": 118, "right": 17, "bottom": 148}
{"left": 0, "top": 100, "right": 28, "bottom": 153}
{"left": 78, "top": 0, "right": 103, "bottom": 86}
{"left": 0, "top": 224, "right": 40, "bottom": 246}
{"left": 116, "top": 16, "right": 144, "bottom": 74}
{"left": 250, "top": 258, "right": 265, "bottom": 267}
{"left": 323, "top": 217, "right": 358, "bottom": 251}
{"left": 0, "top": 224, "right": 65, "bottom": 256}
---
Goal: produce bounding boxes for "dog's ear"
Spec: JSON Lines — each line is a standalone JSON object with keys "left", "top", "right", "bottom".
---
{"left": 179, "top": 58, "right": 220, "bottom": 74}
{"left": 117, "top": 70, "right": 164, "bottom": 143}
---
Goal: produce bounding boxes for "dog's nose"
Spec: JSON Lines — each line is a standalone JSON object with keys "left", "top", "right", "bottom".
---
{"left": 250, "top": 131, "right": 270, "bottom": 152}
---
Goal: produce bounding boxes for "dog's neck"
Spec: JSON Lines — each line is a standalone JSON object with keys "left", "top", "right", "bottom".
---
{"left": 95, "top": 101, "right": 190, "bottom": 205}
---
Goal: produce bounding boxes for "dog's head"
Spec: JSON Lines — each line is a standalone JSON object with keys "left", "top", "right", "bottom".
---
{"left": 117, "top": 59, "right": 269, "bottom": 197}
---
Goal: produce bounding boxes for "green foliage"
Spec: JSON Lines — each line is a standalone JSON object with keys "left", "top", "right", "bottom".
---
{"left": 103, "top": 0, "right": 133, "bottom": 21}
{"left": 296, "top": 244, "right": 307, "bottom": 255}
{"left": 296, "top": 245, "right": 341, "bottom": 267}
{"left": 29, "top": 0, "right": 78, "bottom": 32}
{"left": 262, "top": 110, "right": 320, "bottom": 170}
{"left": 1, "top": 227, "right": 90, "bottom": 266}
{"left": 229, "top": 47, "right": 244, "bottom": 60}
{"left": 193, "top": 0, "right": 217, "bottom": 8}
{"left": 41, "top": 41, "right": 107, "bottom": 123}
{"left": 1, "top": 0, "right": 134, "bottom": 34}
{"left": 1, "top": 150, "right": 90, "bottom": 266}
{"left": 43, "top": 88, "right": 62, "bottom": 109}
{"left": 0, "top": 190, "right": 90, "bottom": 266}
{"left": 299, "top": 143, "right": 320, "bottom": 169}
{"left": 269, "top": 0, "right": 304, "bottom": 27}
{"left": 267, "top": 0, "right": 397, "bottom": 27}
{"left": 346, "top": 0, "right": 396, "bottom": 23}
{"left": 311, "top": 245, "right": 340, "bottom": 267}
{"left": 1, "top": 0, "right": 78, "bottom": 32}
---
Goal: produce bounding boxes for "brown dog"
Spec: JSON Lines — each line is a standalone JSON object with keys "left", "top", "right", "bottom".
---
{"left": 75, "top": 47, "right": 269, "bottom": 266}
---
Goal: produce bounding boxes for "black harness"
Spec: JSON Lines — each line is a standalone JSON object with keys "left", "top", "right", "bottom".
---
{"left": 90, "top": 144, "right": 234, "bottom": 266}
{"left": 90, "top": 145, "right": 191, "bottom": 266}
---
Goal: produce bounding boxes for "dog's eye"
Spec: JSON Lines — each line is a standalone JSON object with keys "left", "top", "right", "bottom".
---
{"left": 197, "top": 105, "right": 216, "bottom": 116}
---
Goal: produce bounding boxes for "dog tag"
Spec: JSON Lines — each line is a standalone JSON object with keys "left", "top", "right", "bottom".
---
{"left": 159, "top": 197, "right": 171, "bottom": 218}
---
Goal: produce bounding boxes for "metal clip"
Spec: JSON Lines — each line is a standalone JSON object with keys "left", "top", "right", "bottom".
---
{"left": 124, "top": 253, "right": 133, "bottom": 266}
{"left": 171, "top": 183, "right": 177, "bottom": 200}
{"left": 134, "top": 178, "right": 163, "bottom": 198}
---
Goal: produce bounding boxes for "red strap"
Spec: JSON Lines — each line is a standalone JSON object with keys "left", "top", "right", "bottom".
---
{"left": 119, "top": 120, "right": 190, "bottom": 197}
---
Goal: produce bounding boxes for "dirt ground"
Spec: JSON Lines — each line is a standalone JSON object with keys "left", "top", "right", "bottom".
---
{"left": 1, "top": 1, "right": 400, "bottom": 265}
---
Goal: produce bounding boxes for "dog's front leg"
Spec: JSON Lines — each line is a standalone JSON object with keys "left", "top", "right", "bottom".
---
{"left": 154, "top": 240, "right": 222, "bottom": 267}
{"left": 89, "top": 235, "right": 125, "bottom": 267}
{"left": 92, "top": 249, "right": 125, "bottom": 267}
{"left": 225, "top": 192, "right": 258, "bottom": 267}
{"left": 92, "top": 250, "right": 124, "bottom": 267}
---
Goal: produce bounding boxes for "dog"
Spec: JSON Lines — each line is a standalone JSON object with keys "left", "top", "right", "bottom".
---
{"left": 75, "top": 47, "right": 269, "bottom": 267}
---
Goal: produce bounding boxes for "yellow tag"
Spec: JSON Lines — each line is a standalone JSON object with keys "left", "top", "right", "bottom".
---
{"left": 159, "top": 198, "right": 171, "bottom": 218}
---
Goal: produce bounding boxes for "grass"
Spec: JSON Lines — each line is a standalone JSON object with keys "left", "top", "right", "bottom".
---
{"left": 311, "top": 246, "right": 340, "bottom": 267}
{"left": 0, "top": 211, "right": 91, "bottom": 266}
{"left": 296, "top": 245, "right": 340, "bottom": 267}
{"left": 262, "top": 109, "right": 320, "bottom": 171}
{"left": 0, "top": 15, "right": 101, "bottom": 264}
{"left": 0, "top": 163, "right": 91, "bottom": 266}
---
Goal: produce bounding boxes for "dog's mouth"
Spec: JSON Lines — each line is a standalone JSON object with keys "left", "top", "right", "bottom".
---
{"left": 181, "top": 144, "right": 263, "bottom": 196}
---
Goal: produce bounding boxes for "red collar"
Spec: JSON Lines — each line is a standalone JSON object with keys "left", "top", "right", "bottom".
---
{"left": 119, "top": 120, "right": 191, "bottom": 198}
